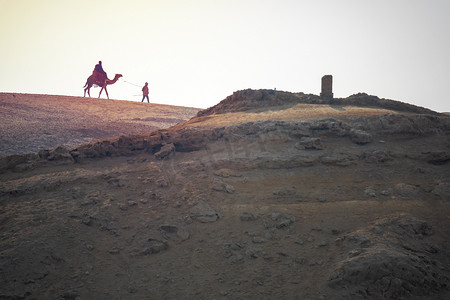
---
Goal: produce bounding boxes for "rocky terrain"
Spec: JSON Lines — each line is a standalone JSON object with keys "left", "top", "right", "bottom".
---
{"left": 0, "top": 90, "right": 449, "bottom": 299}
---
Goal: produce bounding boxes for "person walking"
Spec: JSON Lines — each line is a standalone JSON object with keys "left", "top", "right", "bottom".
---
{"left": 142, "top": 82, "right": 149, "bottom": 103}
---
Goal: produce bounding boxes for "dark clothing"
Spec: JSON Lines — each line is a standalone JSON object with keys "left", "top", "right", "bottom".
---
{"left": 142, "top": 84, "right": 149, "bottom": 103}
{"left": 93, "top": 63, "right": 107, "bottom": 84}
{"left": 94, "top": 63, "right": 105, "bottom": 74}
{"left": 142, "top": 84, "right": 149, "bottom": 96}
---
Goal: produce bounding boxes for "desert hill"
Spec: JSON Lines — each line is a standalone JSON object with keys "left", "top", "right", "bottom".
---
{"left": 0, "top": 90, "right": 449, "bottom": 299}
{"left": 0, "top": 93, "right": 200, "bottom": 157}
{"left": 197, "top": 89, "right": 439, "bottom": 117}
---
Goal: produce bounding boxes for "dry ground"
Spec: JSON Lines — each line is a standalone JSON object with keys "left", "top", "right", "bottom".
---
{"left": 0, "top": 91, "right": 449, "bottom": 299}
{"left": 0, "top": 93, "right": 200, "bottom": 157}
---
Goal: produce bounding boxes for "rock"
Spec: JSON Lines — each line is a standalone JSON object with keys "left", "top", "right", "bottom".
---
{"left": 0, "top": 153, "right": 38, "bottom": 172}
{"left": 154, "top": 143, "right": 175, "bottom": 159}
{"left": 212, "top": 178, "right": 235, "bottom": 194}
{"left": 362, "top": 150, "right": 392, "bottom": 163}
{"left": 225, "top": 184, "right": 235, "bottom": 194}
{"left": 329, "top": 248, "right": 446, "bottom": 298}
{"left": 127, "top": 200, "right": 137, "bottom": 206}
{"left": 169, "top": 127, "right": 209, "bottom": 151}
{"left": 267, "top": 212, "right": 295, "bottom": 229}
{"left": 252, "top": 237, "right": 266, "bottom": 244}
{"left": 432, "top": 182, "right": 450, "bottom": 199}
{"left": 48, "top": 146, "right": 75, "bottom": 163}
{"left": 160, "top": 225, "right": 190, "bottom": 242}
{"left": 330, "top": 213, "right": 445, "bottom": 298}
{"left": 214, "top": 168, "right": 242, "bottom": 178}
{"left": 118, "top": 203, "right": 128, "bottom": 211}
{"left": 317, "top": 240, "right": 329, "bottom": 247}
{"left": 139, "top": 198, "right": 149, "bottom": 204}
{"left": 371, "top": 213, "right": 433, "bottom": 237}
{"left": 176, "top": 229, "right": 190, "bottom": 241}
{"left": 309, "top": 119, "right": 348, "bottom": 137}
{"left": 72, "top": 139, "right": 119, "bottom": 160}
{"left": 272, "top": 188, "right": 296, "bottom": 196}
{"left": 59, "top": 291, "right": 81, "bottom": 300}
{"left": 245, "top": 247, "right": 262, "bottom": 258}
{"left": 212, "top": 178, "right": 225, "bottom": 191}
{"left": 156, "top": 178, "right": 168, "bottom": 187}
{"left": 295, "top": 238, "right": 304, "bottom": 245}
{"left": 81, "top": 216, "right": 92, "bottom": 226}
{"left": 240, "top": 212, "right": 256, "bottom": 221}
{"left": 343, "top": 232, "right": 372, "bottom": 248}
{"left": 295, "top": 137, "right": 323, "bottom": 150}
{"left": 364, "top": 188, "right": 376, "bottom": 197}
{"left": 129, "top": 236, "right": 169, "bottom": 256}
{"left": 193, "top": 214, "right": 219, "bottom": 223}
{"left": 289, "top": 124, "right": 311, "bottom": 138}
{"left": 145, "top": 239, "right": 168, "bottom": 254}
{"left": 230, "top": 254, "right": 244, "bottom": 264}
{"left": 349, "top": 129, "right": 372, "bottom": 144}
{"left": 108, "top": 247, "right": 120, "bottom": 254}
{"left": 189, "top": 201, "right": 220, "bottom": 223}
{"left": 378, "top": 114, "right": 420, "bottom": 135}
{"left": 13, "top": 162, "right": 34, "bottom": 172}
{"left": 423, "top": 151, "right": 450, "bottom": 165}
{"left": 380, "top": 189, "right": 392, "bottom": 196}
{"left": 394, "top": 183, "right": 419, "bottom": 198}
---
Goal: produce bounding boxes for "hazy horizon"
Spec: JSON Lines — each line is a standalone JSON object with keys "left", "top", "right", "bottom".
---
{"left": 1, "top": 0, "right": 449, "bottom": 112}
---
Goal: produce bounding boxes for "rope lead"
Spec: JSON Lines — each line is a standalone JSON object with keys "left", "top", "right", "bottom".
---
{"left": 123, "top": 80, "right": 142, "bottom": 87}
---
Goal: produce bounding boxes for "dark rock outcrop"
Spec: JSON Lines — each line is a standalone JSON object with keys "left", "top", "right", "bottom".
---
{"left": 330, "top": 214, "right": 449, "bottom": 299}
{"left": 197, "top": 89, "right": 439, "bottom": 117}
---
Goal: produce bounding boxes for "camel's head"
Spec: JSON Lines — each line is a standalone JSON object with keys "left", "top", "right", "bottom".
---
{"left": 115, "top": 74, "right": 123, "bottom": 79}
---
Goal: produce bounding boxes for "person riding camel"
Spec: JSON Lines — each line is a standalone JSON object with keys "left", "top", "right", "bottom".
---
{"left": 93, "top": 61, "right": 107, "bottom": 84}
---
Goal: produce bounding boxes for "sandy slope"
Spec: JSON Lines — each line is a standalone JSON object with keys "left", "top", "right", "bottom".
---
{"left": 0, "top": 91, "right": 449, "bottom": 299}
{"left": 0, "top": 93, "right": 200, "bottom": 157}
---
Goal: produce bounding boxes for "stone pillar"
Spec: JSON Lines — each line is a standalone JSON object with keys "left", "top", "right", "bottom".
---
{"left": 320, "top": 75, "right": 333, "bottom": 100}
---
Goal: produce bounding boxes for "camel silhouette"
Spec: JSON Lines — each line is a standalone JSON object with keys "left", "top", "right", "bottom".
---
{"left": 83, "top": 74, "right": 123, "bottom": 99}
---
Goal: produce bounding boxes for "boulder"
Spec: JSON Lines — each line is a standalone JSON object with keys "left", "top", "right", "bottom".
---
{"left": 189, "top": 201, "right": 220, "bottom": 223}
{"left": 362, "top": 150, "right": 392, "bottom": 163}
{"left": 349, "top": 129, "right": 372, "bottom": 144}
{"left": 329, "top": 248, "right": 445, "bottom": 298}
{"left": 159, "top": 225, "right": 190, "bottom": 242}
{"left": 432, "top": 182, "right": 450, "bottom": 199}
{"left": 262, "top": 212, "right": 295, "bottom": 229}
{"left": 394, "top": 183, "right": 419, "bottom": 198}
{"left": 295, "top": 137, "right": 323, "bottom": 150}
{"left": 154, "top": 143, "right": 175, "bottom": 159}
{"left": 330, "top": 214, "right": 445, "bottom": 298}
{"left": 240, "top": 212, "right": 257, "bottom": 221}
{"left": 212, "top": 178, "right": 235, "bottom": 194}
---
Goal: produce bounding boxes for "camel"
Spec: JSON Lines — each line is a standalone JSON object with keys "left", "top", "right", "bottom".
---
{"left": 83, "top": 73, "right": 123, "bottom": 99}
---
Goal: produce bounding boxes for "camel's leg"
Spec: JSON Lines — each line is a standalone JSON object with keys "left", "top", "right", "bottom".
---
{"left": 84, "top": 78, "right": 92, "bottom": 97}
{"left": 103, "top": 86, "right": 109, "bottom": 99}
{"left": 85, "top": 85, "right": 91, "bottom": 97}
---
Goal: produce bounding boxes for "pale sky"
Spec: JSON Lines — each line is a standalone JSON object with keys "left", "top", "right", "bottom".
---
{"left": 0, "top": 0, "right": 449, "bottom": 112}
